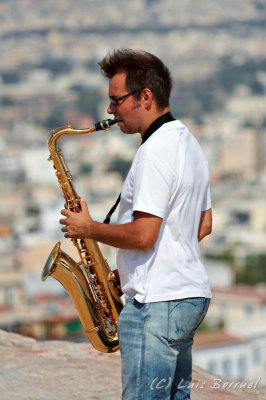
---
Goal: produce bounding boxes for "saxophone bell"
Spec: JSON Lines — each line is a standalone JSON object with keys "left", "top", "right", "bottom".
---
{"left": 41, "top": 241, "right": 60, "bottom": 282}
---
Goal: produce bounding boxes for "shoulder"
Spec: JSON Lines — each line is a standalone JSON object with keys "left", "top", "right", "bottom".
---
{"left": 153, "top": 119, "right": 187, "bottom": 141}
{"left": 138, "top": 120, "right": 188, "bottom": 160}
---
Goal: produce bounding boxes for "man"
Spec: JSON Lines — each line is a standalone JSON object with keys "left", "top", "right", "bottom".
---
{"left": 60, "top": 49, "right": 212, "bottom": 400}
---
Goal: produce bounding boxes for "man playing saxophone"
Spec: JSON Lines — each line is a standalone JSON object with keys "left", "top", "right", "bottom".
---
{"left": 59, "top": 49, "right": 212, "bottom": 400}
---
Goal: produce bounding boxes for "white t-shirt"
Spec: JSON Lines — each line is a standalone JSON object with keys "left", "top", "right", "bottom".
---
{"left": 116, "top": 120, "right": 212, "bottom": 303}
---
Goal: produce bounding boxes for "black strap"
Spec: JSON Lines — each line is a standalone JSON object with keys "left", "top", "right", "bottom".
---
{"left": 103, "top": 112, "right": 175, "bottom": 224}
{"left": 141, "top": 112, "right": 175, "bottom": 144}
{"left": 103, "top": 193, "right": 121, "bottom": 224}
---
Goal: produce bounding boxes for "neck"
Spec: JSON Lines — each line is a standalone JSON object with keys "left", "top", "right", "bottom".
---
{"left": 139, "top": 107, "right": 170, "bottom": 137}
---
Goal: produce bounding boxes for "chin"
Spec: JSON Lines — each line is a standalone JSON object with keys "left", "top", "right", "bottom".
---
{"left": 118, "top": 122, "right": 129, "bottom": 133}
{"left": 120, "top": 123, "right": 137, "bottom": 135}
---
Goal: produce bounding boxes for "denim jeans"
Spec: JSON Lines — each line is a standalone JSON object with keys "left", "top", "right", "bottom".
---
{"left": 118, "top": 297, "right": 210, "bottom": 400}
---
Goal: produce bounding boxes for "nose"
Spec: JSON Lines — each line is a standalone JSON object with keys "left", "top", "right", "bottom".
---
{"left": 107, "top": 102, "right": 114, "bottom": 114}
{"left": 107, "top": 103, "right": 112, "bottom": 114}
{"left": 107, "top": 102, "right": 116, "bottom": 115}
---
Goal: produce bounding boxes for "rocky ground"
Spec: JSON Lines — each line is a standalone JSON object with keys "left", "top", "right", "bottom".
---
{"left": 0, "top": 329, "right": 264, "bottom": 400}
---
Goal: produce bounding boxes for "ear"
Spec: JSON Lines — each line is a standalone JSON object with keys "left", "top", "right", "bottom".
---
{"left": 142, "top": 88, "right": 153, "bottom": 108}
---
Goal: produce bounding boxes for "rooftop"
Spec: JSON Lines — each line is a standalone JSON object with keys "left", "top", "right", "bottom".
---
{"left": 211, "top": 285, "right": 266, "bottom": 304}
{"left": 194, "top": 329, "right": 246, "bottom": 350}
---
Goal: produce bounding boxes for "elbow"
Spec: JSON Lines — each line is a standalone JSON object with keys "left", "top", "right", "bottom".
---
{"left": 136, "top": 235, "right": 156, "bottom": 252}
{"left": 206, "top": 224, "right": 212, "bottom": 236}
{"left": 140, "top": 243, "right": 154, "bottom": 252}
{"left": 198, "top": 224, "right": 212, "bottom": 242}
{"left": 203, "top": 225, "right": 212, "bottom": 239}
{"left": 203, "top": 225, "right": 212, "bottom": 240}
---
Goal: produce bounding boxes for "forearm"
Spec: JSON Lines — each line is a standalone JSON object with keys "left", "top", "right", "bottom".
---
{"left": 90, "top": 220, "right": 148, "bottom": 251}
{"left": 60, "top": 201, "right": 162, "bottom": 251}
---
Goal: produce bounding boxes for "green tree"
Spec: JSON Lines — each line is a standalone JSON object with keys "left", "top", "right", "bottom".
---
{"left": 108, "top": 158, "right": 131, "bottom": 180}
{"left": 80, "top": 163, "right": 93, "bottom": 175}
{"left": 235, "top": 253, "right": 266, "bottom": 285}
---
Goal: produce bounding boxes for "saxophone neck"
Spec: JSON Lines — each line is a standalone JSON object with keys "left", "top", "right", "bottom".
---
{"left": 47, "top": 124, "right": 94, "bottom": 151}
{"left": 47, "top": 119, "right": 119, "bottom": 150}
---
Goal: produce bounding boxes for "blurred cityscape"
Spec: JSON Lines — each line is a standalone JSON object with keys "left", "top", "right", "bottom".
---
{"left": 0, "top": 0, "right": 266, "bottom": 387}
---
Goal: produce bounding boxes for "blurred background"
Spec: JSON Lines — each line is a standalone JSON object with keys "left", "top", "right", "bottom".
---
{"left": 0, "top": 0, "right": 266, "bottom": 386}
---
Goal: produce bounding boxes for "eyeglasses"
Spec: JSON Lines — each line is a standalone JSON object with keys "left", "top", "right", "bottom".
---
{"left": 109, "top": 90, "right": 137, "bottom": 107}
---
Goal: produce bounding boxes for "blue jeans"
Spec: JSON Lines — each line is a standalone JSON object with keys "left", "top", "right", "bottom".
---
{"left": 118, "top": 297, "right": 210, "bottom": 400}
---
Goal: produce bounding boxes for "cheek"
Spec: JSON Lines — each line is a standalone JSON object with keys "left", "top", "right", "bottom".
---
{"left": 131, "top": 102, "right": 141, "bottom": 111}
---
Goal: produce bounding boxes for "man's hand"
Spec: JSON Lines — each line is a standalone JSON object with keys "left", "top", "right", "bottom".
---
{"left": 60, "top": 198, "right": 93, "bottom": 239}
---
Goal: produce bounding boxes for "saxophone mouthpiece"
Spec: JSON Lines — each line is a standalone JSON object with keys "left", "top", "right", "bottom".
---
{"left": 94, "top": 119, "right": 120, "bottom": 131}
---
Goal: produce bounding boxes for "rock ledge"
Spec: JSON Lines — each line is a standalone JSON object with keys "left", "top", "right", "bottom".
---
{"left": 0, "top": 329, "right": 264, "bottom": 400}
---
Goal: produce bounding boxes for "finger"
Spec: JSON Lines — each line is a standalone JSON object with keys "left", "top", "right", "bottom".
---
{"left": 61, "top": 227, "right": 68, "bottom": 232}
{"left": 60, "top": 209, "right": 69, "bottom": 216}
{"left": 80, "top": 198, "right": 89, "bottom": 213}
{"left": 59, "top": 218, "right": 67, "bottom": 225}
{"left": 64, "top": 232, "right": 77, "bottom": 239}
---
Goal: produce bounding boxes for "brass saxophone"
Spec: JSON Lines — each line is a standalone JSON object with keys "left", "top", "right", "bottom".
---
{"left": 41, "top": 119, "right": 123, "bottom": 353}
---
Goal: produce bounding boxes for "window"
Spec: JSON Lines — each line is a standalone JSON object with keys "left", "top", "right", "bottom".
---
{"left": 5, "top": 286, "right": 13, "bottom": 306}
{"left": 232, "top": 212, "right": 250, "bottom": 225}
{"left": 253, "top": 346, "right": 261, "bottom": 364}
{"left": 207, "top": 360, "right": 216, "bottom": 373}
{"left": 222, "top": 358, "right": 232, "bottom": 377}
{"left": 238, "top": 355, "right": 247, "bottom": 378}
{"left": 244, "top": 305, "right": 253, "bottom": 315}
{"left": 219, "top": 302, "right": 227, "bottom": 316}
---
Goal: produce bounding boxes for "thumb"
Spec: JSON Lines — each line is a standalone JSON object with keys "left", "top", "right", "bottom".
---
{"left": 80, "top": 198, "right": 89, "bottom": 213}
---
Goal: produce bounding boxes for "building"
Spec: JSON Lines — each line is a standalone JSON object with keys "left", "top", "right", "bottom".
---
{"left": 0, "top": 225, "right": 24, "bottom": 313}
{"left": 208, "top": 286, "right": 266, "bottom": 336}
{"left": 193, "top": 285, "right": 266, "bottom": 384}
{"left": 193, "top": 329, "right": 266, "bottom": 384}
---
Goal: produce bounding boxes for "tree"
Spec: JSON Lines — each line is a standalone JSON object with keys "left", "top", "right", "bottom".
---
{"left": 235, "top": 253, "right": 266, "bottom": 285}
{"left": 108, "top": 158, "right": 131, "bottom": 180}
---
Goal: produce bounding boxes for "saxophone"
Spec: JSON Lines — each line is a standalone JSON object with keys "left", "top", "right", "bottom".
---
{"left": 41, "top": 119, "right": 123, "bottom": 353}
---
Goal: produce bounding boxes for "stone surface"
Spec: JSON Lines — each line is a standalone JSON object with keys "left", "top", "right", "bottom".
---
{"left": 0, "top": 329, "right": 265, "bottom": 400}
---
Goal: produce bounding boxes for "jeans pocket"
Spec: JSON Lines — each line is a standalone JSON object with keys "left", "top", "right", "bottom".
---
{"left": 168, "top": 298, "right": 209, "bottom": 343}
{"left": 117, "top": 299, "right": 132, "bottom": 330}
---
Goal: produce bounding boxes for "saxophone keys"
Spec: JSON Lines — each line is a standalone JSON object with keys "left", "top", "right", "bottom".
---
{"left": 85, "top": 325, "right": 102, "bottom": 334}
{"left": 108, "top": 272, "right": 116, "bottom": 282}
